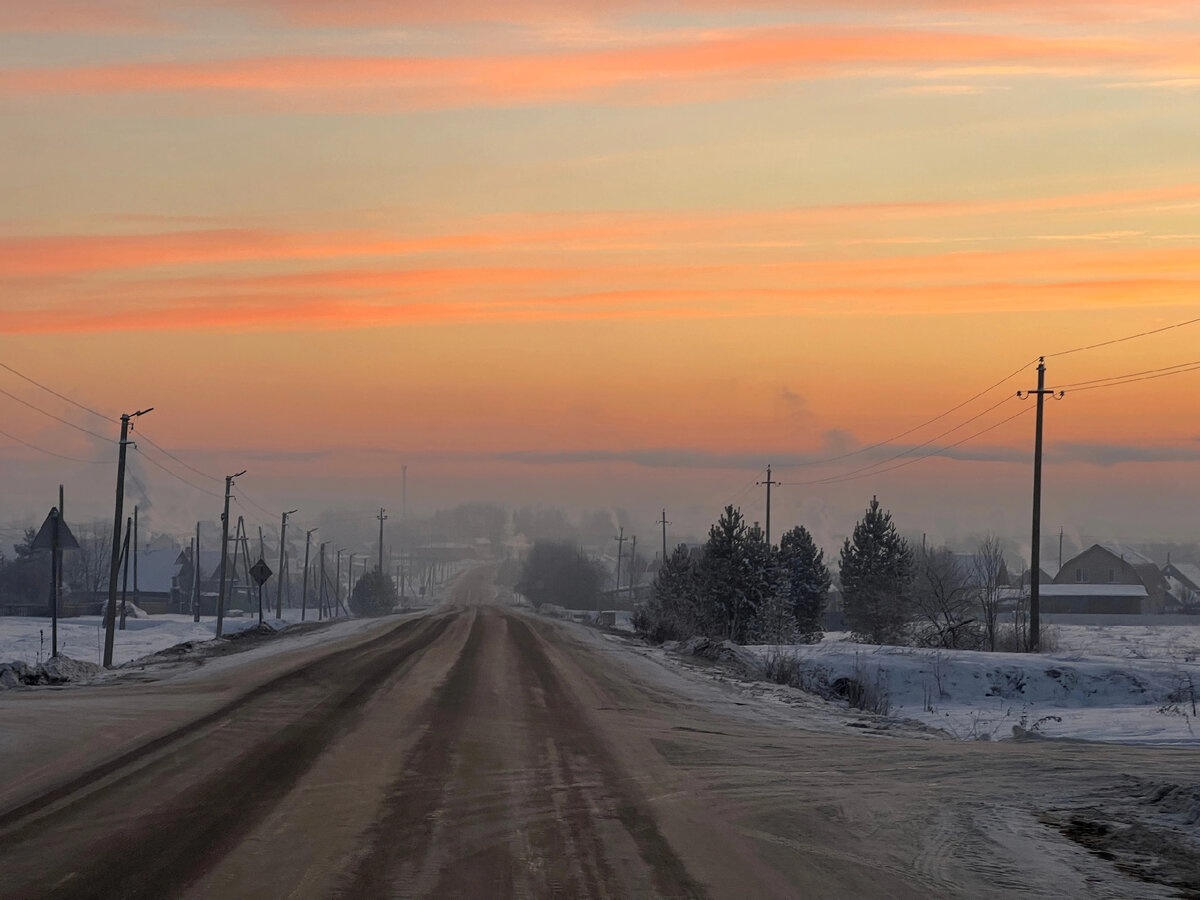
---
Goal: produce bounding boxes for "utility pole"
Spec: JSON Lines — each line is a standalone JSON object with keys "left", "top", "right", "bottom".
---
{"left": 336, "top": 549, "right": 343, "bottom": 616}
{"left": 301, "top": 527, "right": 317, "bottom": 621}
{"left": 318, "top": 542, "right": 327, "bottom": 620}
{"left": 132, "top": 505, "right": 139, "bottom": 617}
{"left": 629, "top": 535, "right": 637, "bottom": 596}
{"left": 757, "top": 464, "right": 778, "bottom": 546}
{"left": 104, "top": 407, "right": 151, "bottom": 668}
{"left": 216, "top": 469, "right": 246, "bottom": 638}
{"left": 348, "top": 552, "right": 356, "bottom": 602}
{"left": 1018, "top": 357, "right": 1062, "bottom": 652}
{"left": 613, "top": 526, "right": 626, "bottom": 600}
{"left": 56, "top": 485, "right": 64, "bottom": 624}
{"left": 193, "top": 522, "right": 201, "bottom": 622}
{"left": 1058, "top": 526, "right": 1064, "bottom": 572}
{"left": 657, "top": 508, "right": 670, "bottom": 563}
{"left": 276, "top": 509, "right": 296, "bottom": 619}
{"left": 118, "top": 516, "right": 131, "bottom": 630}
{"left": 377, "top": 507, "right": 387, "bottom": 576}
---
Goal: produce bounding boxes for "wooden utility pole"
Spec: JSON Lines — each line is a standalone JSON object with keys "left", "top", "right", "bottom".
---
{"left": 335, "top": 549, "right": 343, "bottom": 616}
{"left": 657, "top": 508, "right": 670, "bottom": 563}
{"left": 276, "top": 509, "right": 296, "bottom": 619}
{"left": 132, "top": 505, "right": 139, "bottom": 616}
{"left": 118, "top": 516, "right": 131, "bottom": 630}
{"left": 377, "top": 507, "right": 387, "bottom": 576}
{"left": 318, "top": 542, "right": 327, "bottom": 620}
{"left": 193, "top": 523, "right": 201, "bottom": 622}
{"left": 757, "top": 464, "right": 778, "bottom": 546}
{"left": 56, "top": 485, "right": 64, "bottom": 622}
{"left": 1019, "top": 358, "right": 1061, "bottom": 652}
{"left": 49, "top": 507, "right": 60, "bottom": 658}
{"left": 629, "top": 535, "right": 637, "bottom": 596}
{"left": 301, "top": 527, "right": 316, "bottom": 621}
{"left": 104, "top": 407, "right": 151, "bottom": 668}
{"left": 216, "top": 469, "right": 245, "bottom": 638}
{"left": 613, "top": 526, "right": 626, "bottom": 599}
{"left": 229, "top": 516, "right": 243, "bottom": 618}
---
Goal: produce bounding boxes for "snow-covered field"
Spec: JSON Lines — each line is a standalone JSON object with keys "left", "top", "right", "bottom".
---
{"left": 0, "top": 613, "right": 319, "bottom": 668}
{"left": 745, "top": 623, "right": 1200, "bottom": 746}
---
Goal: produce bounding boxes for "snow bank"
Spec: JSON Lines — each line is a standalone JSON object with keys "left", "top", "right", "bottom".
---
{"left": 744, "top": 624, "right": 1200, "bottom": 745}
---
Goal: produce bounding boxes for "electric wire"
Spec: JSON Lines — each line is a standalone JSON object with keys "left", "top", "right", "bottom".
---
{"left": 1053, "top": 359, "right": 1200, "bottom": 391}
{"left": 0, "top": 361, "right": 112, "bottom": 421}
{"left": 0, "top": 385, "right": 116, "bottom": 444}
{"left": 136, "top": 432, "right": 223, "bottom": 483}
{"left": 1062, "top": 361, "right": 1200, "bottom": 394}
{"left": 785, "top": 394, "right": 1016, "bottom": 486}
{"left": 1047, "top": 314, "right": 1200, "bottom": 359}
{"left": 132, "top": 446, "right": 224, "bottom": 500}
{"left": 776, "top": 357, "right": 1036, "bottom": 470}
{"left": 0, "top": 424, "right": 113, "bottom": 464}
{"left": 793, "top": 405, "right": 1034, "bottom": 486}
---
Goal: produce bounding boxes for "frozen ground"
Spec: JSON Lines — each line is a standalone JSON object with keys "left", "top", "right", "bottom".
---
{"left": 741, "top": 623, "right": 1200, "bottom": 746}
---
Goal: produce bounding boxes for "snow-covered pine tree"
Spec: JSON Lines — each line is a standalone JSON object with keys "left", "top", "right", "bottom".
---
{"left": 696, "top": 505, "right": 754, "bottom": 643}
{"left": 635, "top": 543, "right": 699, "bottom": 641}
{"left": 777, "top": 524, "right": 831, "bottom": 643}
{"left": 839, "top": 496, "right": 914, "bottom": 645}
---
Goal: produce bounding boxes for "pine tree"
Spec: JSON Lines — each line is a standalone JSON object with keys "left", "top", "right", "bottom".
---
{"left": 696, "top": 505, "right": 757, "bottom": 643}
{"left": 349, "top": 566, "right": 397, "bottom": 617}
{"left": 777, "top": 524, "right": 831, "bottom": 643}
{"left": 839, "top": 496, "right": 914, "bottom": 645}
{"left": 635, "top": 543, "right": 698, "bottom": 642}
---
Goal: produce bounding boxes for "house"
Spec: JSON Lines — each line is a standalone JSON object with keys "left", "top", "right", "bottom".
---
{"left": 1163, "top": 561, "right": 1200, "bottom": 612}
{"left": 1051, "top": 543, "right": 1174, "bottom": 614}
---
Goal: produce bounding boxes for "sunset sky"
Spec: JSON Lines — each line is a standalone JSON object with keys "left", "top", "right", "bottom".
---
{"left": 1, "top": 0, "right": 1199, "bottom": 560}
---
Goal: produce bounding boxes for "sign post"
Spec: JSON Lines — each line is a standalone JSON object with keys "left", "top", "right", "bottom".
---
{"left": 249, "top": 558, "right": 273, "bottom": 626}
{"left": 33, "top": 508, "right": 79, "bottom": 659}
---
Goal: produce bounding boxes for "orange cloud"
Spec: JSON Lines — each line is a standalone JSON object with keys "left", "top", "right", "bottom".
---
{"left": 1, "top": 26, "right": 1195, "bottom": 110}
{"left": 7, "top": 180, "right": 1200, "bottom": 278}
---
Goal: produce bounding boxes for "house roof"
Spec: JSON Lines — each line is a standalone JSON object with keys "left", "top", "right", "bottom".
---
{"left": 132, "top": 547, "right": 184, "bottom": 594}
{"left": 1097, "top": 542, "right": 1156, "bottom": 567}
{"left": 1167, "top": 562, "right": 1200, "bottom": 590}
{"left": 1039, "top": 584, "right": 1148, "bottom": 598}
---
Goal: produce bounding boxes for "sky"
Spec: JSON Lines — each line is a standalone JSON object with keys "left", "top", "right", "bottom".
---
{"left": 1, "top": 0, "right": 1199, "bottom": 562}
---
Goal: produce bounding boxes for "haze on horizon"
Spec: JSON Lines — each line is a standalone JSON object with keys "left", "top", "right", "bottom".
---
{"left": 1, "top": 0, "right": 1199, "bottom": 565}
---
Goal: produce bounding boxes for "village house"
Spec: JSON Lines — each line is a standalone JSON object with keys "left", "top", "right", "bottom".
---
{"left": 1047, "top": 543, "right": 1175, "bottom": 614}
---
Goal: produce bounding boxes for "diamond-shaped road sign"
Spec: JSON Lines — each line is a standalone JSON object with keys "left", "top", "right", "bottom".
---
{"left": 249, "top": 558, "right": 273, "bottom": 586}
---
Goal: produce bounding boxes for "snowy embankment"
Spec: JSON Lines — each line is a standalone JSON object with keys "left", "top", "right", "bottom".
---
{"left": 0, "top": 613, "right": 302, "bottom": 671}
{"left": 744, "top": 624, "right": 1200, "bottom": 745}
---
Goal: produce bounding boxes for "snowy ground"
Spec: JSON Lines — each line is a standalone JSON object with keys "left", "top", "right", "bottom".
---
{"left": 743, "top": 623, "right": 1200, "bottom": 746}
{"left": 0, "top": 612, "right": 343, "bottom": 669}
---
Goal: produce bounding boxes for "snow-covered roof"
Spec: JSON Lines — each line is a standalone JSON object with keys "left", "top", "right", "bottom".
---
{"left": 1098, "top": 542, "right": 1156, "bottom": 567}
{"left": 1168, "top": 562, "right": 1200, "bottom": 589}
{"left": 1040, "top": 584, "right": 1148, "bottom": 598}
{"left": 132, "top": 547, "right": 184, "bottom": 594}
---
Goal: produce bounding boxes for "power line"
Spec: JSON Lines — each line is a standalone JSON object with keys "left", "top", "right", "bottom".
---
{"left": 1047, "top": 314, "right": 1200, "bottom": 359}
{"left": 0, "top": 361, "right": 111, "bottom": 421}
{"left": 1063, "top": 361, "right": 1200, "bottom": 394}
{"left": 777, "top": 357, "right": 1036, "bottom": 470}
{"left": 785, "top": 394, "right": 1016, "bottom": 486}
{"left": 0, "top": 385, "right": 116, "bottom": 444}
{"left": 136, "top": 431, "right": 222, "bottom": 483}
{"left": 1054, "top": 358, "right": 1200, "bottom": 390}
{"left": 792, "top": 405, "right": 1034, "bottom": 487}
{"left": 0, "top": 424, "right": 112, "bottom": 464}
{"left": 133, "top": 446, "right": 224, "bottom": 499}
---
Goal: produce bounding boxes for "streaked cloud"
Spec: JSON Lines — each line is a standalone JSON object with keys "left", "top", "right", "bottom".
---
{"left": 2, "top": 25, "right": 1196, "bottom": 111}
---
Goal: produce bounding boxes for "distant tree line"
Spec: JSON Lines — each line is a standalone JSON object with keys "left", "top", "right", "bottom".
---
{"left": 631, "top": 496, "right": 1018, "bottom": 651}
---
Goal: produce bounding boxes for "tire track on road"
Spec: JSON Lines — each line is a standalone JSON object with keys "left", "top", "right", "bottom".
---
{"left": 0, "top": 613, "right": 453, "bottom": 900}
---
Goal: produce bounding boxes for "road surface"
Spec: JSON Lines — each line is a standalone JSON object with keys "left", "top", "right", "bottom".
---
{"left": 0, "top": 567, "right": 1194, "bottom": 898}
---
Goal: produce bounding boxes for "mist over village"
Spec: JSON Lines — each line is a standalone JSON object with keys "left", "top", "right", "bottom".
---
{"left": 2, "top": 0, "right": 1199, "bottom": 897}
